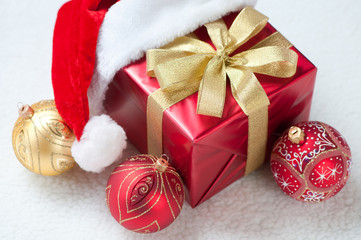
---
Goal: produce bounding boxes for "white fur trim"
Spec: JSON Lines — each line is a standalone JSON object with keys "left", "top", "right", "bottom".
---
{"left": 71, "top": 115, "right": 127, "bottom": 173}
{"left": 88, "top": 0, "right": 257, "bottom": 115}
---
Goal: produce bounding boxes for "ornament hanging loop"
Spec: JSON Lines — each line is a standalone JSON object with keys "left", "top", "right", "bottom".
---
{"left": 155, "top": 155, "right": 169, "bottom": 173}
{"left": 17, "top": 102, "right": 24, "bottom": 110}
{"left": 18, "top": 103, "right": 34, "bottom": 119}
{"left": 288, "top": 126, "right": 305, "bottom": 144}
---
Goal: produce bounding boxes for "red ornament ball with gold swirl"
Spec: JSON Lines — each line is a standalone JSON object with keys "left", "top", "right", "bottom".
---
{"left": 271, "top": 121, "right": 352, "bottom": 203}
{"left": 106, "top": 154, "right": 184, "bottom": 233}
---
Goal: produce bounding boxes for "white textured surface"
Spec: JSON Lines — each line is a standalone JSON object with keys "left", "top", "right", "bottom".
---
{"left": 1, "top": 0, "right": 361, "bottom": 239}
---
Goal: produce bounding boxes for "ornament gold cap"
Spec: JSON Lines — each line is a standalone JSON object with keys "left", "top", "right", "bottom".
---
{"left": 288, "top": 126, "right": 305, "bottom": 144}
{"left": 155, "top": 155, "right": 169, "bottom": 173}
{"left": 18, "top": 103, "right": 34, "bottom": 119}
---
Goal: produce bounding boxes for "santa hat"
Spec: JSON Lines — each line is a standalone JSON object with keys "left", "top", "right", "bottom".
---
{"left": 51, "top": 0, "right": 257, "bottom": 173}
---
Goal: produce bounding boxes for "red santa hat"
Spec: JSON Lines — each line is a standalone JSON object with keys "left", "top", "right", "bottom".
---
{"left": 51, "top": 0, "right": 257, "bottom": 173}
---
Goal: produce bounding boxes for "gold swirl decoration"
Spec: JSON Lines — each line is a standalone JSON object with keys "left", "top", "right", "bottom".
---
{"left": 12, "top": 100, "right": 76, "bottom": 175}
{"left": 130, "top": 176, "right": 154, "bottom": 206}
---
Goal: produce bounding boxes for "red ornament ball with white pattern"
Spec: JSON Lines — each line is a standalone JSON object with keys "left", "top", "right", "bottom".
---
{"left": 106, "top": 154, "right": 184, "bottom": 233}
{"left": 271, "top": 121, "right": 352, "bottom": 203}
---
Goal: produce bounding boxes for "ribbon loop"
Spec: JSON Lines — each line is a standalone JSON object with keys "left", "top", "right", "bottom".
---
{"left": 161, "top": 36, "right": 215, "bottom": 53}
{"left": 146, "top": 49, "right": 195, "bottom": 76}
{"left": 228, "top": 7, "right": 269, "bottom": 52}
{"left": 250, "top": 32, "right": 293, "bottom": 49}
{"left": 231, "top": 46, "right": 298, "bottom": 77}
{"left": 153, "top": 54, "right": 212, "bottom": 91}
{"left": 205, "top": 19, "right": 232, "bottom": 51}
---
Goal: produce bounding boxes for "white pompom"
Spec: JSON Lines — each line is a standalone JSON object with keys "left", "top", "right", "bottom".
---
{"left": 71, "top": 114, "right": 127, "bottom": 173}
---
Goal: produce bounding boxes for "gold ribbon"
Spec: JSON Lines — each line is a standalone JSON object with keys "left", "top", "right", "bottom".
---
{"left": 146, "top": 7, "right": 298, "bottom": 175}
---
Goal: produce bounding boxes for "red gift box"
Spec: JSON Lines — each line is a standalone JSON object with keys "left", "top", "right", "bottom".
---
{"left": 104, "top": 12, "right": 317, "bottom": 208}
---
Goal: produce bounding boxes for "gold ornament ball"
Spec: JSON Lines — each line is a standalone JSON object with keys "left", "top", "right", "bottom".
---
{"left": 12, "top": 100, "right": 76, "bottom": 176}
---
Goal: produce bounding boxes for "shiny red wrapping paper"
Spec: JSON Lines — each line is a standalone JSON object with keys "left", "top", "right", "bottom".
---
{"left": 104, "top": 12, "right": 317, "bottom": 207}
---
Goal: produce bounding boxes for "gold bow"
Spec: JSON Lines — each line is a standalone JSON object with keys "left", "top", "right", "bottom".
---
{"left": 146, "top": 7, "right": 298, "bottom": 175}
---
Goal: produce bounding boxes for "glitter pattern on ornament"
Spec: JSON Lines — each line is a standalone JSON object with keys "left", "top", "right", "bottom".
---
{"left": 271, "top": 121, "right": 352, "bottom": 203}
